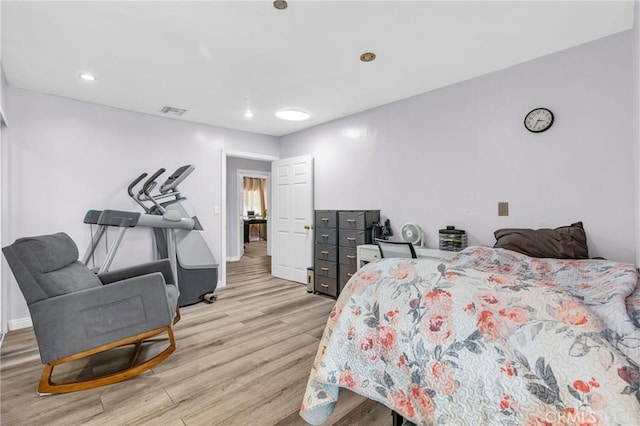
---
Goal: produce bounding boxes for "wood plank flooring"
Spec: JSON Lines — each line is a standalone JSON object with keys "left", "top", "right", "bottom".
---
{"left": 0, "top": 241, "right": 392, "bottom": 425}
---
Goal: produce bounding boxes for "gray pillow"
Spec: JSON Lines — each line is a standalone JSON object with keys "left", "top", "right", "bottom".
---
{"left": 494, "top": 222, "right": 589, "bottom": 259}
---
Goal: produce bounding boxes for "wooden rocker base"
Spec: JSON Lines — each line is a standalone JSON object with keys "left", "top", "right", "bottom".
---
{"left": 37, "top": 326, "right": 175, "bottom": 395}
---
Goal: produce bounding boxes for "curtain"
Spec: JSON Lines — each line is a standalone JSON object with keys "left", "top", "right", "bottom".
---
{"left": 243, "top": 177, "right": 267, "bottom": 218}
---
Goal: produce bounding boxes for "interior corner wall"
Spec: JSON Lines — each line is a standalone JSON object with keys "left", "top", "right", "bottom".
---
{"left": 634, "top": 1, "right": 640, "bottom": 267}
{"left": 0, "top": 64, "right": 5, "bottom": 334}
{"left": 3, "top": 88, "right": 279, "bottom": 327}
{"left": 281, "top": 31, "right": 636, "bottom": 263}
{"left": 226, "top": 157, "right": 271, "bottom": 259}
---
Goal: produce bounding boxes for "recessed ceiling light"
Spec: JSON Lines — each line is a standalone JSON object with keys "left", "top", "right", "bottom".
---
{"left": 273, "top": 0, "right": 288, "bottom": 10}
{"left": 360, "top": 52, "right": 377, "bottom": 62}
{"left": 275, "top": 109, "right": 310, "bottom": 121}
{"left": 79, "top": 73, "right": 96, "bottom": 81}
{"left": 244, "top": 110, "right": 254, "bottom": 118}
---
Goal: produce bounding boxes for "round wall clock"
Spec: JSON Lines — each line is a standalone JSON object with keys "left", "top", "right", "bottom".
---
{"left": 524, "top": 107, "right": 554, "bottom": 133}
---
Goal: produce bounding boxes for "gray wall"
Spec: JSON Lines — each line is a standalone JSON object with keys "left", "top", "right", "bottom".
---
{"left": 281, "top": 31, "right": 636, "bottom": 263}
{"left": 226, "top": 156, "right": 271, "bottom": 258}
{"left": 2, "top": 88, "right": 279, "bottom": 328}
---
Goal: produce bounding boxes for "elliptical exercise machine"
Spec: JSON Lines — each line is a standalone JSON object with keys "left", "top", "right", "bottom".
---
{"left": 83, "top": 165, "right": 218, "bottom": 306}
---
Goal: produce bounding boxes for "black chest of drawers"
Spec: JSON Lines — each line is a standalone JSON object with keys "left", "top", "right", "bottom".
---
{"left": 314, "top": 209, "right": 380, "bottom": 297}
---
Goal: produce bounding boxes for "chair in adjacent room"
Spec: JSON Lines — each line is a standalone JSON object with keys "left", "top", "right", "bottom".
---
{"left": 2, "top": 232, "right": 180, "bottom": 394}
{"left": 376, "top": 239, "right": 418, "bottom": 259}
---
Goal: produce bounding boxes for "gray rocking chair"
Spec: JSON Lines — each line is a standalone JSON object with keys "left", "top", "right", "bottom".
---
{"left": 3, "top": 232, "right": 180, "bottom": 394}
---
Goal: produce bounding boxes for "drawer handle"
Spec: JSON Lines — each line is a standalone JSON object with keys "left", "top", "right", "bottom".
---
{"left": 346, "top": 255, "right": 356, "bottom": 259}
{"left": 321, "top": 267, "right": 330, "bottom": 271}
{"left": 321, "top": 250, "right": 330, "bottom": 255}
{"left": 320, "top": 283, "right": 329, "bottom": 288}
{"left": 347, "top": 219, "right": 356, "bottom": 223}
{"left": 347, "top": 273, "right": 353, "bottom": 277}
{"left": 322, "top": 218, "right": 329, "bottom": 222}
{"left": 346, "top": 237, "right": 356, "bottom": 241}
{"left": 321, "top": 234, "right": 329, "bottom": 238}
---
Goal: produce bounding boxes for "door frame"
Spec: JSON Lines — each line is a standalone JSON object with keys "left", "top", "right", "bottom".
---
{"left": 236, "top": 169, "right": 271, "bottom": 260}
{"left": 221, "top": 149, "right": 278, "bottom": 287}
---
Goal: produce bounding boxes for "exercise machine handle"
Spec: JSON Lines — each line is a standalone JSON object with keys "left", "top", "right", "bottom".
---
{"left": 139, "top": 182, "right": 157, "bottom": 197}
{"left": 143, "top": 168, "right": 167, "bottom": 214}
{"left": 127, "top": 173, "right": 148, "bottom": 197}
{"left": 143, "top": 168, "right": 166, "bottom": 196}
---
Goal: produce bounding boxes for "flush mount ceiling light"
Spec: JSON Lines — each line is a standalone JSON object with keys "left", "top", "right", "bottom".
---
{"left": 79, "top": 73, "right": 96, "bottom": 81}
{"left": 244, "top": 110, "right": 254, "bottom": 118}
{"left": 273, "top": 0, "right": 288, "bottom": 10}
{"left": 275, "top": 109, "right": 310, "bottom": 121}
{"left": 360, "top": 52, "right": 377, "bottom": 62}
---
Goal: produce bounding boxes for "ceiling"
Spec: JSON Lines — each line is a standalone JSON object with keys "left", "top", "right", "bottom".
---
{"left": 2, "top": 1, "right": 634, "bottom": 137}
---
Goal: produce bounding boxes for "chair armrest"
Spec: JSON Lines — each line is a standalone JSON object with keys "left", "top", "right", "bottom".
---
{"left": 29, "top": 272, "right": 173, "bottom": 364}
{"left": 98, "top": 259, "right": 175, "bottom": 285}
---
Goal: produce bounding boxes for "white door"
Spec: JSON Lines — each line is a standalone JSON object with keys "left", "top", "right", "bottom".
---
{"left": 271, "top": 155, "right": 313, "bottom": 283}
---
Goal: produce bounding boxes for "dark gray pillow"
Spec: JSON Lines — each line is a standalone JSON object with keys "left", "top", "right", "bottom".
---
{"left": 494, "top": 222, "right": 589, "bottom": 259}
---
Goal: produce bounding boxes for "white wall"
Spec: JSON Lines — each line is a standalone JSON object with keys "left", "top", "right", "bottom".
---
{"left": 282, "top": 31, "right": 636, "bottom": 263}
{"left": 2, "top": 28, "right": 637, "bottom": 330}
{"left": 3, "top": 88, "right": 279, "bottom": 328}
{"left": 0, "top": 0, "right": 4, "bottom": 335}
{"left": 225, "top": 156, "right": 271, "bottom": 259}
{"left": 0, "top": 43, "right": 5, "bottom": 333}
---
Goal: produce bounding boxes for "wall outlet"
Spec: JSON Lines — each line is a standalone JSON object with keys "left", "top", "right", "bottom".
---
{"left": 498, "top": 202, "right": 509, "bottom": 216}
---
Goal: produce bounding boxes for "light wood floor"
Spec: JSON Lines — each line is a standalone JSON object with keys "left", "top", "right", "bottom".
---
{"left": 0, "top": 241, "right": 391, "bottom": 425}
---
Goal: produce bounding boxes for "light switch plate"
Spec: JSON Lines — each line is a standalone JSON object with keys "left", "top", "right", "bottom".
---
{"left": 498, "top": 202, "right": 509, "bottom": 216}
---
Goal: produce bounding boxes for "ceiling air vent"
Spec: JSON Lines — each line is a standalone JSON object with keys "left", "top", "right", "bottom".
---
{"left": 160, "top": 106, "right": 187, "bottom": 116}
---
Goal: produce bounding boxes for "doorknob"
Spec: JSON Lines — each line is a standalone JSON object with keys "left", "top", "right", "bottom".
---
{"left": 304, "top": 224, "right": 313, "bottom": 230}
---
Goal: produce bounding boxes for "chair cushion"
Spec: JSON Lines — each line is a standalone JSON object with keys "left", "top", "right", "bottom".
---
{"left": 13, "top": 233, "right": 80, "bottom": 272}
{"left": 5, "top": 233, "right": 102, "bottom": 303}
{"left": 43, "top": 261, "right": 103, "bottom": 297}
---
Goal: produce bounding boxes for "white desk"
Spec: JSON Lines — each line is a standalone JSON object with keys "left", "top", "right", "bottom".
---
{"left": 356, "top": 244, "right": 454, "bottom": 269}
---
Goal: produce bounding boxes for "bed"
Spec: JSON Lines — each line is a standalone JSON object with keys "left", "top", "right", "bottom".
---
{"left": 299, "top": 246, "right": 640, "bottom": 425}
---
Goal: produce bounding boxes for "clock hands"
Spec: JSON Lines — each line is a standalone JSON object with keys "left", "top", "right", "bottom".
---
{"left": 525, "top": 108, "right": 554, "bottom": 132}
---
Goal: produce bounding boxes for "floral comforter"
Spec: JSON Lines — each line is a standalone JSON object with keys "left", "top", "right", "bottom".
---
{"left": 300, "top": 247, "right": 640, "bottom": 425}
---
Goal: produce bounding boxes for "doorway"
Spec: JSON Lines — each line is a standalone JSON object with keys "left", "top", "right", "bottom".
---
{"left": 237, "top": 170, "right": 270, "bottom": 259}
{"left": 220, "top": 150, "right": 313, "bottom": 288}
{"left": 223, "top": 151, "right": 278, "bottom": 287}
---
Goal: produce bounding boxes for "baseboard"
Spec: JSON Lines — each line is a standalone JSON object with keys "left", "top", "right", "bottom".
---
{"left": 7, "top": 317, "right": 32, "bottom": 331}
{"left": 217, "top": 279, "right": 226, "bottom": 288}
{"left": 226, "top": 256, "right": 241, "bottom": 262}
